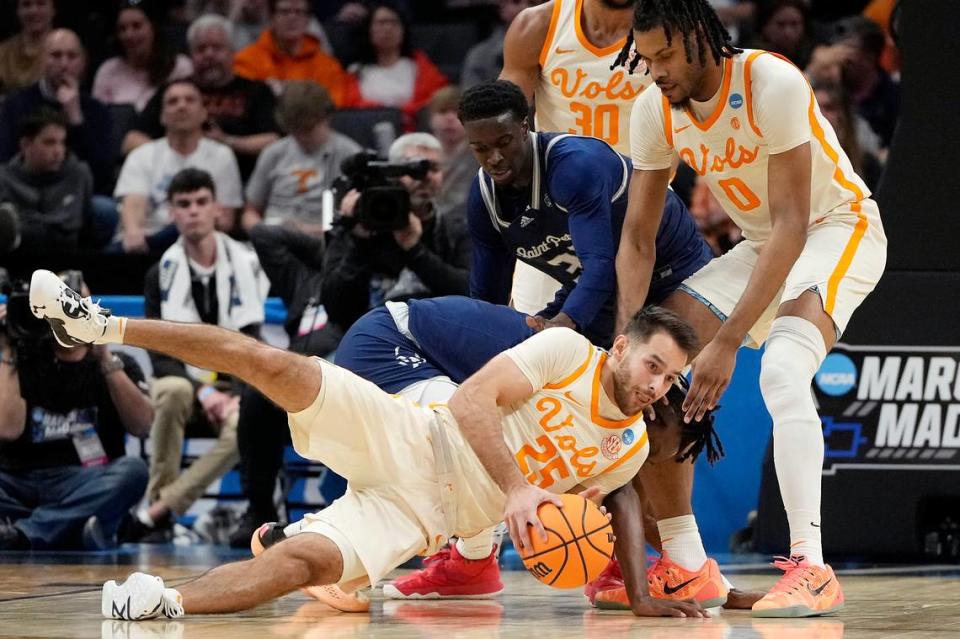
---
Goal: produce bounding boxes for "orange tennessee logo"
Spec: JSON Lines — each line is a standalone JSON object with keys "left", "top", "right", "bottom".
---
{"left": 679, "top": 138, "right": 760, "bottom": 176}
{"left": 292, "top": 169, "right": 317, "bottom": 193}
{"left": 549, "top": 67, "right": 644, "bottom": 102}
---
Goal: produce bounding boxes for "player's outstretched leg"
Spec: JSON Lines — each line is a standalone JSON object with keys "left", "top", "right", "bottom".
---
{"left": 29, "top": 269, "right": 319, "bottom": 413}
{"left": 251, "top": 522, "right": 370, "bottom": 612}
{"left": 102, "top": 533, "right": 346, "bottom": 619}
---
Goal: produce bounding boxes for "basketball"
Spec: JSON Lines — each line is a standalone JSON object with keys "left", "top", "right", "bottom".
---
{"left": 519, "top": 493, "right": 614, "bottom": 589}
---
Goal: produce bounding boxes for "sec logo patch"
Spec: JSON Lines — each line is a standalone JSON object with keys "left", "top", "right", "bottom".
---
{"left": 601, "top": 435, "right": 623, "bottom": 460}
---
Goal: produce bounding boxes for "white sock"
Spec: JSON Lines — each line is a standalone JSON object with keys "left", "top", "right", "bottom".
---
{"left": 456, "top": 528, "right": 495, "bottom": 560}
{"left": 760, "top": 317, "right": 827, "bottom": 568}
{"left": 658, "top": 515, "right": 707, "bottom": 571}
{"left": 102, "top": 316, "right": 126, "bottom": 344}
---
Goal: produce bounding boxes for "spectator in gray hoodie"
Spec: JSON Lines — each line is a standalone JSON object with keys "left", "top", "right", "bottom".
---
{"left": 0, "top": 108, "right": 93, "bottom": 254}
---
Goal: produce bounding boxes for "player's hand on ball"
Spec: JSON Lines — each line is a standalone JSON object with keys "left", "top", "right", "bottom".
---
{"left": 505, "top": 484, "right": 563, "bottom": 553}
{"left": 632, "top": 596, "right": 708, "bottom": 618}
{"left": 684, "top": 336, "right": 738, "bottom": 423}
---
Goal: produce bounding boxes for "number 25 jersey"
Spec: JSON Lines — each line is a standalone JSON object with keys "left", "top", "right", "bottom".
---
{"left": 440, "top": 327, "right": 650, "bottom": 534}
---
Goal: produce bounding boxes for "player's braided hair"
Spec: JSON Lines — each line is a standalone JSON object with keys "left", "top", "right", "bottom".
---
{"left": 611, "top": 0, "right": 743, "bottom": 74}
{"left": 457, "top": 79, "right": 531, "bottom": 124}
{"left": 665, "top": 376, "right": 725, "bottom": 465}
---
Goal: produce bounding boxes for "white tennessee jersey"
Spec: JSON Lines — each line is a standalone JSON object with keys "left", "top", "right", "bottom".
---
{"left": 441, "top": 327, "right": 649, "bottom": 533}
{"left": 536, "top": 0, "right": 652, "bottom": 155}
{"left": 630, "top": 49, "right": 875, "bottom": 242}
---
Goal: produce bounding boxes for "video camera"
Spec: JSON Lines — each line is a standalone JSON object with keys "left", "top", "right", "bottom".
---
{"left": 336, "top": 151, "right": 434, "bottom": 233}
{"left": 0, "top": 269, "right": 81, "bottom": 342}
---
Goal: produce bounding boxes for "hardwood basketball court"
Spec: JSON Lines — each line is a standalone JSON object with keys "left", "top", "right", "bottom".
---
{"left": 1, "top": 547, "right": 958, "bottom": 638}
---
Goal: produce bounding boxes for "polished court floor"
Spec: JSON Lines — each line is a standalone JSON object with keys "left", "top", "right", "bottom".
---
{"left": 1, "top": 547, "right": 958, "bottom": 639}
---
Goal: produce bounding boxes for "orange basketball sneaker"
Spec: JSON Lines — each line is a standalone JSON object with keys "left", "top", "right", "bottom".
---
{"left": 382, "top": 543, "right": 503, "bottom": 599}
{"left": 250, "top": 523, "right": 370, "bottom": 613}
{"left": 751, "top": 556, "right": 844, "bottom": 618}
{"left": 590, "top": 553, "right": 728, "bottom": 609}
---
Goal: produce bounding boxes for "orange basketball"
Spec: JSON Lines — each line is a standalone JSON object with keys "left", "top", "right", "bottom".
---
{"left": 519, "top": 493, "right": 614, "bottom": 588}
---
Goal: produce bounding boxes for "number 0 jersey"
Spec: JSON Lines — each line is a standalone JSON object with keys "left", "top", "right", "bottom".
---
{"left": 630, "top": 50, "right": 876, "bottom": 242}
{"left": 536, "top": 0, "right": 651, "bottom": 155}
{"left": 438, "top": 327, "right": 649, "bottom": 535}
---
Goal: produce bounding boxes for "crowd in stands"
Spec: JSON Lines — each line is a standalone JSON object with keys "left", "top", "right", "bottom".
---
{"left": 0, "top": 0, "right": 901, "bottom": 550}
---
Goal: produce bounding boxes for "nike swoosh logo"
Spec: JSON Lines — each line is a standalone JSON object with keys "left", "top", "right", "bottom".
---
{"left": 563, "top": 391, "right": 582, "bottom": 407}
{"left": 663, "top": 576, "right": 698, "bottom": 595}
{"left": 673, "top": 124, "right": 692, "bottom": 134}
{"left": 808, "top": 577, "right": 832, "bottom": 597}
{"left": 555, "top": 47, "right": 576, "bottom": 55}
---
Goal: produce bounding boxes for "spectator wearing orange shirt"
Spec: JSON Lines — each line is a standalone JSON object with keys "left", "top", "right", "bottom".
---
{"left": 342, "top": 1, "right": 448, "bottom": 131}
{"left": 233, "top": 0, "right": 346, "bottom": 104}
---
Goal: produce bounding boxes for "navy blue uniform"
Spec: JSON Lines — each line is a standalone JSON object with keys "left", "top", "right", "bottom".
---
{"left": 335, "top": 297, "right": 534, "bottom": 393}
{"left": 468, "top": 131, "right": 712, "bottom": 346}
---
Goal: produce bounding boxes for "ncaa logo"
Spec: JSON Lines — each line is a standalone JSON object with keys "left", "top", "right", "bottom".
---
{"left": 622, "top": 428, "right": 635, "bottom": 445}
{"left": 815, "top": 353, "right": 857, "bottom": 396}
{"left": 729, "top": 93, "right": 744, "bottom": 109}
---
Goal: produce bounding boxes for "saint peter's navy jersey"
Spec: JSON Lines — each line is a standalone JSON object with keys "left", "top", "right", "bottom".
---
{"left": 468, "top": 131, "right": 712, "bottom": 345}
{"left": 336, "top": 297, "right": 534, "bottom": 393}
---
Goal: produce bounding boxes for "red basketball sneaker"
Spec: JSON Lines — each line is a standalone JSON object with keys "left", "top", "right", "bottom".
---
{"left": 382, "top": 543, "right": 503, "bottom": 599}
{"left": 590, "top": 553, "right": 728, "bottom": 609}
{"left": 751, "top": 557, "right": 844, "bottom": 618}
{"left": 584, "top": 558, "right": 624, "bottom": 607}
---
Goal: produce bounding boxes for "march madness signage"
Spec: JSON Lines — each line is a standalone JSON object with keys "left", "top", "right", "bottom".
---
{"left": 814, "top": 345, "right": 960, "bottom": 475}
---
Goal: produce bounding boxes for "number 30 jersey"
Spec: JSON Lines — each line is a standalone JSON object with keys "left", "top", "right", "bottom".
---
{"left": 439, "top": 327, "right": 650, "bottom": 535}
{"left": 536, "top": 0, "right": 651, "bottom": 155}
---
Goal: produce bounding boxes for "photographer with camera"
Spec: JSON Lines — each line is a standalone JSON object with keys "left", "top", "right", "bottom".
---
{"left": 321, "top": 133, "right": 472, "bottom": 330}
{"left": 0, "top": 271, "right": 152, "bottom": 550}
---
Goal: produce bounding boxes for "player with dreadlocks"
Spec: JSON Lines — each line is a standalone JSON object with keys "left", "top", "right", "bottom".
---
{"left": 611, "top": 0, "right": 887, "bottom": 618}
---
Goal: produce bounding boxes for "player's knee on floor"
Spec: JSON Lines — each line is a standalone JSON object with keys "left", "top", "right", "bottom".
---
{"left": 759, "top": 316, "right": 828, "bottom": 414}
{"left": 261, "top": 530, "right": 350, "bottom": 589}
{"left": 278, "top": 522, "right": 367, "bottom": 587}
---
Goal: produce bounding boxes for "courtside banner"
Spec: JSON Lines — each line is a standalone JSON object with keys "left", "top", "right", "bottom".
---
{"left": 813, "top": 345, "right": 960, "bottom": 475}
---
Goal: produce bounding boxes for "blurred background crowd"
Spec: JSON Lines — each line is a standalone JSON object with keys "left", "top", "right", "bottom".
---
{"left": 0, "top": 0, "right": 900, "bottom": 552}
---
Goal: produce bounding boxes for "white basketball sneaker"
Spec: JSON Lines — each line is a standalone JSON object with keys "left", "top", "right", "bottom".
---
{"left": 102, "top": 573, "right": 184, "bottom": 620}
{"left": 29, "top": 269, "right": 118, "bottom": 347}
